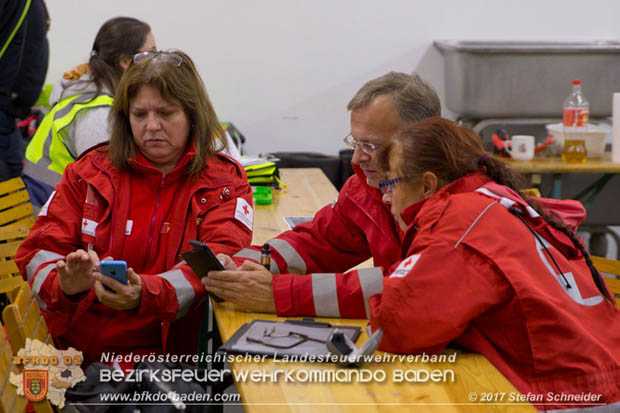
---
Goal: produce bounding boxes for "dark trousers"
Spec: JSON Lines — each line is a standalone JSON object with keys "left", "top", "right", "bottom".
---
{"left": 0, "top": 0, "right": 48, "bottom": 180}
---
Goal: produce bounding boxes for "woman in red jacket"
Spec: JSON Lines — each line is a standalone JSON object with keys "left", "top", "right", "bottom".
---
{"left": 370, "top": 117, "right": 620, "bottom": 411}
{"left": 16, "top": 50, "right": 253, "bottom": 364}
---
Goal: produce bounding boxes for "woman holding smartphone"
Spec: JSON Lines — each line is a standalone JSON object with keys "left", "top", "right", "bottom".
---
{"left": 16, "top": 50, "right": 253, "bottom": 366}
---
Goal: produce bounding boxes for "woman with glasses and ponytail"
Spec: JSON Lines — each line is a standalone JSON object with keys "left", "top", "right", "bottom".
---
{"left": 16, "top": 50, "right": 253, "bottom": 366}
{"left": 369, "top": 117, "right": 620, "bottom": 411}
{"left": 23, "top": 16, "right": 156, "bottom": 209}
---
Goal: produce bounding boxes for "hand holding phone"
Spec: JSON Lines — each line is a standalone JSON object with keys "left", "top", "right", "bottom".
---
{"left": 99, "top": 260, "right": 128, "bottom": 291}
{"left": 181, "top": 240, "right": 224, "bottom": 301}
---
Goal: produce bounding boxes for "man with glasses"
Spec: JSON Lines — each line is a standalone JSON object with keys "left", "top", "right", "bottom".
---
{"left": 204, "top": 72, "right": 440, "bottom": 318}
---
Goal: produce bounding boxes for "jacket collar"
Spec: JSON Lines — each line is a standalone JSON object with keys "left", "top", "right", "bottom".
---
{"left": 128, "top": 140, "right": 196, "bottom": 182}
{"left": 400, "top": 171, "right": 491, "bottom": 227}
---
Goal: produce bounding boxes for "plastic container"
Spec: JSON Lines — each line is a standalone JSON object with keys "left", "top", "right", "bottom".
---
{"left": 252, "top": 186, "right": 272, "bottom": 205}
{"left": 562, "top": 79, "right": 589, "bottom": 128}
{"left": 546, "top": 123, "right": 607, "bottom": 158}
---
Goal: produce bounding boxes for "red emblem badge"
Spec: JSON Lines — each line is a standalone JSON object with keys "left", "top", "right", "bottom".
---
{"left": 24, "top": 370, "right": 48, "bottom": 402}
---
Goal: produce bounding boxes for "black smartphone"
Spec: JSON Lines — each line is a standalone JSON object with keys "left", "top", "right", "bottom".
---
{"left": 181, "top": 240, "right": 225, "bottom": 301}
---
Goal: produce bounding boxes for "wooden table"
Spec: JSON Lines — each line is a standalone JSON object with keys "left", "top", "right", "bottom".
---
{"left": 501, "top": 152, "right": 620, "bottom": 202}
{"left": 252, "top": 168, "right": 340, "bottom": 244}
{"left": 212, "top": 168, "right": 535, "bottom": 412}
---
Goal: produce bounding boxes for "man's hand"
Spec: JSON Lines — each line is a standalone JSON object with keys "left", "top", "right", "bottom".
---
{"left": 93, "top": 267, "right": 142, "bottom": 310}
{"left": 202, "top": 260, "right": 275, "bottom": 313}
{"left": 216, "top": 253, "right": 237, "bottom": 270}
{"left": 56, "top": 249, "right": 100, "bottom": 296}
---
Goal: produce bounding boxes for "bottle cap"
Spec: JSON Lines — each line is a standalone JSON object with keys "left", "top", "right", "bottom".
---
{"left": 573, "top": 79, "right": 581, "bottom": 85}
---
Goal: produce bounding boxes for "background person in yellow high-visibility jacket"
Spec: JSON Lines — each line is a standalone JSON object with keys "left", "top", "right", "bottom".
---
{"left": 23, "top": 16, "right": 156, "bottom": 208}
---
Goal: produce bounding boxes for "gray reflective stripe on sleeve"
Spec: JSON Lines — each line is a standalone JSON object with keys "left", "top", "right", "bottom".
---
{"left": 157, "top": 269, "right": 195, "bottom": 320}
{"left": 234, "top": 248, "right": 281, "bottom": 274}
{"left": 312, "top": 273, "right": 340, "bottom": 317}
{"left": 26, "top": 250, "right": 64, "bottom": 282}
{"left": 31, "top": 263, "right": 57, "bottom": 311}
{"left": 358, "top": 267, "right": 384, "bottom": 318}
{"left": 267, "top": 239, "right": 306, "bottom": 274}
{"left": 269, "top": 259, "right": 280, "bottom": 274}
{"left": 233, "top": 248, "right": 261, "bottom": 262}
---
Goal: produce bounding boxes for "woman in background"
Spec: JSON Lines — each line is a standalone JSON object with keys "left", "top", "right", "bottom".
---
{"left": 23, "top": 16, "right": 155, "bottom": 208}
{"left": 371, "top": 117, "right": 620, "bottom": 411}
{"left": 17, "top": 50, "right": 253, "bottom": 365}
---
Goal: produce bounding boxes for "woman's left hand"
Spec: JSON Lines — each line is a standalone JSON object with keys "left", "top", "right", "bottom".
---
{"left": 93, "top": 267, "right": 142, "bottom": 310}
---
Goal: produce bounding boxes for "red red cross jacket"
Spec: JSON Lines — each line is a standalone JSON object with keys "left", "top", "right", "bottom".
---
{"left": 369, "top": 172, "right": 620, "bottom": 410}
{"left": 16, "top": 143, "right": 253, "bottom": 364}
{"left": 233, "top": 165, "right": 401, "bottom": 318}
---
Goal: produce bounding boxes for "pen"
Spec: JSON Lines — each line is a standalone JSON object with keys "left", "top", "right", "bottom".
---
{"left": 261, "top": 243, "right": 271, "bottom": 270}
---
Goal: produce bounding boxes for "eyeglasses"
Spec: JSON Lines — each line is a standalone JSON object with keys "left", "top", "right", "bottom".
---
{"left": 378, "top": 177, "right": 402, "bottom": 194}
{"left": 132, "top": 51, "right": 183, "bottom": 67}
{"left": 343, "top": 134, "right": 377, "bottom": 155}
{"left": 246, "top": 326, "right": 326, "bottom": 349}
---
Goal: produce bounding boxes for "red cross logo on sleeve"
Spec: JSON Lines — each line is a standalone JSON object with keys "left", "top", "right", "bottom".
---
{"left": 83, "top": 220, "right": 88, "bottom": 228}
{"left": 404, "top": 258, "right": 413, "bottom": 267}
{"left": 243, "top": 205, "right": 249, "bottom": 215}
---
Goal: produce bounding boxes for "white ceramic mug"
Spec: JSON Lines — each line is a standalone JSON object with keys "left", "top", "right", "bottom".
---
{"left": 505, "top": 135, "right": 535, "bottom": 161}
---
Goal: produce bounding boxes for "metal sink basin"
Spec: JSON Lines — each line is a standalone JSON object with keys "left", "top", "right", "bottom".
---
{"left": 434, "top": 40, "right": 620, "bottom": 119}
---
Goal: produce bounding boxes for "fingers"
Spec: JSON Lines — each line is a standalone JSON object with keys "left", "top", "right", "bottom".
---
{"left": 127, "top": 268, "right": 141, "bottom": 286}
{"left": 202, "top": 269, "right": 276, "bottom": 313}
{"left": 217, "top": 253, "right": 237, "bottom": 270}
{"left": 93, "top": 272, "right": 125, "bottom": 293}
{"left": 56, "top": 260, "right": 67, "bottom": 272}
{"left": 94, "top": 279, "right": 113, "bottom": 302}
{"left": 206, "top": 270, "right": 243, "bottom": 282}
{"left": 88, "top": 250, "right": 101, "bottom": 266}
{"left": 239, "top": 260, "right": 271, "bottom": 272}
{"left": 65, "top": 249, "right": 90, "bottom": 267}
{"left": 94, "top": 272, "right": 142, "bottom": 311}
{"left": 203, "top": 283, "right": 241, "bottom": 303}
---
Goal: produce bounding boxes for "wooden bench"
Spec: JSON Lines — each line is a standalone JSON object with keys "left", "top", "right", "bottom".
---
{"left": 0, "top": 223, "right": 31, "bottom": 306}
{"left": 1, "top": 282, "right": 56, "bottom": 413}
{"left": 0, "top": 320, "right": 28, "bottom": 413}
{"left": 0, "top": 177, "right": 35, "bottom": 228}
{"left": 2, "top": 282, "right": 53, "bottom": 356}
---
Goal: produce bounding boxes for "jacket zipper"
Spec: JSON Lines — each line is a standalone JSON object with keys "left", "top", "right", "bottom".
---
{"left": 143, "top": 175, "right": 163, "bottom": 270}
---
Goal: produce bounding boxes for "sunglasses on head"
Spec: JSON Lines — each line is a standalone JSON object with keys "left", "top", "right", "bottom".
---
{"left": 132, "top": 51, "right": 183, "bottom": 67}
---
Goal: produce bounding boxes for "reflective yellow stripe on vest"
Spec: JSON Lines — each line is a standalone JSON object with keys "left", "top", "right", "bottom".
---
{"left": 24, "top": 93, "right": 113, "bottom": 187}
